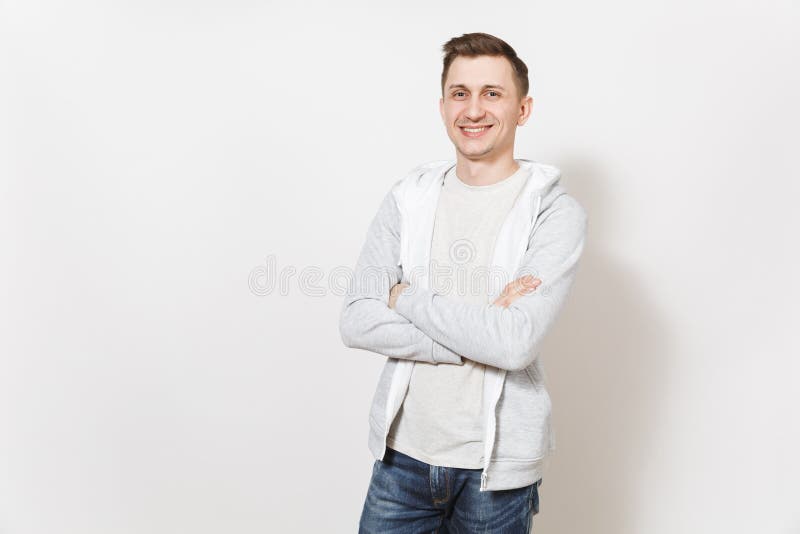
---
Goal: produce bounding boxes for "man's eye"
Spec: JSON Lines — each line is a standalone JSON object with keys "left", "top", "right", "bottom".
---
{"left": 487, "top": 91, "right": 499, "bottom": 97}
{"left": 454, "top": 91, "right": 466, "bottom": 97}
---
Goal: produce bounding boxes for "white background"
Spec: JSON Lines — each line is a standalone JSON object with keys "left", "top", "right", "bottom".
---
{"left": 2, "top": 1, "right": 799, "bottom": 533}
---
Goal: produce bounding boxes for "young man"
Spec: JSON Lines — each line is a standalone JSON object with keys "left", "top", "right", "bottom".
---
{"left": 340, "top": 32, "right": 588, "bottom": 533}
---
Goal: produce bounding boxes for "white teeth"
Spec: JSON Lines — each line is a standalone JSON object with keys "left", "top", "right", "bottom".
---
{"left": 463, "top": 127, "right": 487, "bottom": 133}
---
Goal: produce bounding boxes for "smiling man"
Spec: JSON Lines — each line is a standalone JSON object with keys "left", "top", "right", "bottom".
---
{"left": 340, "top": 32, "right": 588, "bottom": 533}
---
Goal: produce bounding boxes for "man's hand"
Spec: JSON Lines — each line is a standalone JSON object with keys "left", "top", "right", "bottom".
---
{"left": 389, "top": 282, "right": 410, "bottom": 309}
{"left": 492, "top": 275, "right": 541, "bottom": 308}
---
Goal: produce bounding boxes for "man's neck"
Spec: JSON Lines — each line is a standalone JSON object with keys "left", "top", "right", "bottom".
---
{"left": 453, "top": 153, "right": 520, "bottom": 187}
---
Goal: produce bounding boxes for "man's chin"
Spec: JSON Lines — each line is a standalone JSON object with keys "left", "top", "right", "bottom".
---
{"left": 456, "top": 144, "right": 494, "bottom": 159}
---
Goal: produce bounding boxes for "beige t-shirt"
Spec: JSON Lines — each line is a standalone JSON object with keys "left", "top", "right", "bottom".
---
{"left": 386, "top": 163, "right": 531, "bottom": 468}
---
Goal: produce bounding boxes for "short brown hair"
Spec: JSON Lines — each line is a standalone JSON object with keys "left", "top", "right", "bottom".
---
{"left": 441, "top": 32, "right": 530, "bottom": 99}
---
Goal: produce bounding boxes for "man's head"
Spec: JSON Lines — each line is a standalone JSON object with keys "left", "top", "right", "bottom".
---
{"left": 439, "top": 33, "right": 533, "bottom": 163}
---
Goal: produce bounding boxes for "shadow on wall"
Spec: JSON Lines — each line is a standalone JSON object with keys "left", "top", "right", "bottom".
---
{"left": 534, "top": 156, "right": 676, "bottom": 534}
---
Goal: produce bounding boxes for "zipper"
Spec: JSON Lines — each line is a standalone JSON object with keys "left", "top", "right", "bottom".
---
{"left": 478, "top": 192, "right": 541, "bottom": 492}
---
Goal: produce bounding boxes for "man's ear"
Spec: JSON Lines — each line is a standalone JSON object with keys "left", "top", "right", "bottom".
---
{"left": 518, "top": 96, "right": 533, "bottom": 126}
{"left": 439, "top": 97, "right": 445, "bottom": 123}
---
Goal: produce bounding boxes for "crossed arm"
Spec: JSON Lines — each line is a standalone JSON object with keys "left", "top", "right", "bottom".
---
{"left": 339, "top": 186, "right": 588, "bottom": 371}
{"left": 339, "top": 189, "right": 466, "bottom": 365}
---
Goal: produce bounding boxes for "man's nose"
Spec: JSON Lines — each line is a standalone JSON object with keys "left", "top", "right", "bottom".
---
{"left": 465, "top": 95, "right": 485, "bottom": 121}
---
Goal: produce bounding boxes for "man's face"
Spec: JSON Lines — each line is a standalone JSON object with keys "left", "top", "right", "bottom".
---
{"left": 439, "top": 55, "right": 532, "bottom": 161}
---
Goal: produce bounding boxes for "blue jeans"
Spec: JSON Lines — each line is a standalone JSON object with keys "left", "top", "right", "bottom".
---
{"left": 359, "top": 447, "right": 541, "bottom": 533}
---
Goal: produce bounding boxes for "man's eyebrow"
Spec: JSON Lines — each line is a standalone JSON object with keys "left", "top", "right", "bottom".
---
{"left": 447, "top": 83, "right": 506, "bottom": 91}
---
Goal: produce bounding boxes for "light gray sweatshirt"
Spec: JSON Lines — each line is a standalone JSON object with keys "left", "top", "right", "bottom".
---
{"left": 339, "top": 158, "right": 588, "bottom": 491}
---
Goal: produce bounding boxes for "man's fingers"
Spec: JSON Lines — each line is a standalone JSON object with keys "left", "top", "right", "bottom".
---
{"left": 519, "top": 278, "right": 541, "bottom": 294}
{"left": 509, "top": 276, "right": 541, "bottom": 295}
{"left": 499, "top": 277, "right": 528, "bottom": 297}
{"left": 494, "top": 276, "right": 542, "bottom": 308}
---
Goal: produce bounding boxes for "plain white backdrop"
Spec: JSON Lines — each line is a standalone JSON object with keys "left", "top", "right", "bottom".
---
{"left": 2, "top": 1, "right": 799, "bottom": 532}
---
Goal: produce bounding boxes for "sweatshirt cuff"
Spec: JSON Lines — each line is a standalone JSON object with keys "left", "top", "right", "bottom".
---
{"left": 432, "top": 340, "right": 464, "bottom": 365}
{"left": 394, "top": 284, "right": 433, "bottom": 325}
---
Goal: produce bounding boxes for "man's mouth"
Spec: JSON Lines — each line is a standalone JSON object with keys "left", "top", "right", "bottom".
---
{"left": 459, "top": 125, "right": 493, "bottom": 138}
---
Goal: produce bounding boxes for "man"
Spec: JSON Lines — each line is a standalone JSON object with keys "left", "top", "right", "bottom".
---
{"left": 340, "top": 32, "right": 588, "bottom": 533}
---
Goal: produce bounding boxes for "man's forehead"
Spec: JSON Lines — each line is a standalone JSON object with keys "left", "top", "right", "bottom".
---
{"left": 446, "top": 56, "right": 514, "bottom": 84}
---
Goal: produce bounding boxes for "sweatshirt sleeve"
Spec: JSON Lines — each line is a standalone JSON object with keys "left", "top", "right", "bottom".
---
{"left": 338, "top": 187, "right": 464, "bottom": 365}
{"left": 393, "top": 191, "right": 588, "bottom": 372}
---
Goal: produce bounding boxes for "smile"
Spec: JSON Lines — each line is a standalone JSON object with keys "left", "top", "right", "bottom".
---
{"left": 459, "top": 125, "right": 493, "bottom": 138}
